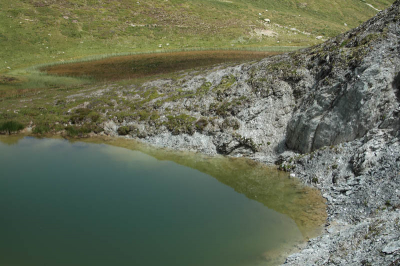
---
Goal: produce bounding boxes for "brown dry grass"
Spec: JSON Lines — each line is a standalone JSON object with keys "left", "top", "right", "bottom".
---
{"left": 42, "top": 50, "right": 278, "bottom": 81}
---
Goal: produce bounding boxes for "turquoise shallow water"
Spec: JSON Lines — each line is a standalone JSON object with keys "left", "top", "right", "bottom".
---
{"left": 0, "top": 137, "right": 320, "bottom": 266}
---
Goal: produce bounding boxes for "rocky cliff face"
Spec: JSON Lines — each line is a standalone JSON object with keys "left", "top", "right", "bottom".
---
{"left": 100, "top": 1, "right": 399, "bottom": 162}
{"left": 285, "top": 2, "right": 400, "bottom": 154}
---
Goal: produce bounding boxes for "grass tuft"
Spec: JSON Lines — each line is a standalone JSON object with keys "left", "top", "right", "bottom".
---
{"left": 0, "top": 121, "right": 24, "bottom": 134}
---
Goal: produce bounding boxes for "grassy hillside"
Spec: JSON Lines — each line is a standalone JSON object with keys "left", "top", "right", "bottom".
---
{"left": 0, "top": 0, "right": 392, "bottom": 71}
{"left": 0, "top": 0, "right": 395, "bottom": 138}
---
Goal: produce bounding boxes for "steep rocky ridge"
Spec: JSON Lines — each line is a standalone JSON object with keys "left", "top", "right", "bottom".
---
{"left": 285, "top": 3, "right": 400, "bottom": 154}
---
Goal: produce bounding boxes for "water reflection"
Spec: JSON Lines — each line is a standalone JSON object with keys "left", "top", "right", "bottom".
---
{"left": 0, "top": 135, "right": 326, "bottom": 239}
{"left": 0, "top": 134, "right": 26, "bottom": 145}
{"left": 81, "top": 137, "right": 327, "bottom": 240}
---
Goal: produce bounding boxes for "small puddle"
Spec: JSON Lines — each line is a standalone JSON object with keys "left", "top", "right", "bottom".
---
{"left": 0, "top": 136, "right": 326, "bottom": 266}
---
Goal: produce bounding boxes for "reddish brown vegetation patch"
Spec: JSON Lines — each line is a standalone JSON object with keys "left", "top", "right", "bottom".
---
{"left": 42, "top": 50, "right": 278, "bottom": 81}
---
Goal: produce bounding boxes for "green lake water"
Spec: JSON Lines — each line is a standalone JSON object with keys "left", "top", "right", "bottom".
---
{"left": 0, "top": 136, "right": 326, "bottom": 266}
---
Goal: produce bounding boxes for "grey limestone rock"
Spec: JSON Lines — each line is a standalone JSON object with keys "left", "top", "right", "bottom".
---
{"left": 383, "top": 240, "right": 400, "bottom": 254}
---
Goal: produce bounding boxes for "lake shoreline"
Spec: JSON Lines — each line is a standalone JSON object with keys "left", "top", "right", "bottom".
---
{"left": 1, "top": 132, "right": 328, "bottom": 266}
{"left": 4, "top": 119, "right": 400, "bottom": 265}
{"left": 1, "top": 136, "right": 325, "bottom": 266}
{"left": 93, "top": 124, "right": 400, "bottom": 265}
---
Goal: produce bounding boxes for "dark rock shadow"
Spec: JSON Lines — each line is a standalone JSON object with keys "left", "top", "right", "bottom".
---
{"left": 393, "top": 71, "right": 400, "bottom": 102}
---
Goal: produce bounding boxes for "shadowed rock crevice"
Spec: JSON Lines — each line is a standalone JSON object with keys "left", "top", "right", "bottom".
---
{"left": 393, "top": 71, "right": 400, "bottom": 102}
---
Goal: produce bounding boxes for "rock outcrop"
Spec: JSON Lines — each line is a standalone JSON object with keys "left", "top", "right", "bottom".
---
{"left": 98, "top": 1, "right": 400, "bottom": 163}
{"left": 285, "top": 2, "right": 400, "bottom": 154}
{"left": 282, "top": 128, "right": 400, "bottom": 265}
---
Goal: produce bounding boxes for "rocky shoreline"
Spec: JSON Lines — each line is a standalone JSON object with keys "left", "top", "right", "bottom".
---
{"left": 280, "top": 129, "right": 400, "bottom": 265}
{"left": 102, "top": 114, "right": 400, "bottom": 266}
{"left": 96, "top": 2, "right": 400, "bottom": 265}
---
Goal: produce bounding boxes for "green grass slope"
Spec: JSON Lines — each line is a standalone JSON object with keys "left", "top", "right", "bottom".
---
{"left": 0, "top": 0, "right": 393, "bottom": 71}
